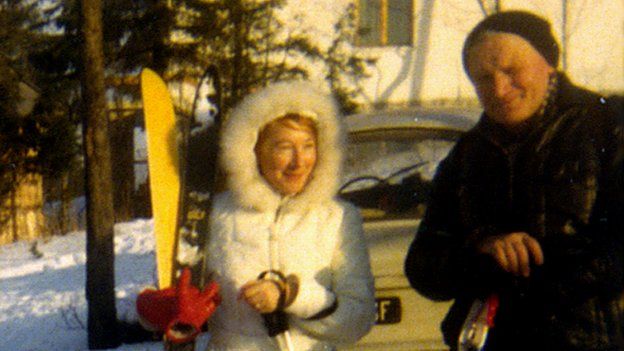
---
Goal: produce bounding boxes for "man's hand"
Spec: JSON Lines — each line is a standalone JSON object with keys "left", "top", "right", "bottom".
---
{"left": 477, "top": 232, "right": 544, "bottom": 277}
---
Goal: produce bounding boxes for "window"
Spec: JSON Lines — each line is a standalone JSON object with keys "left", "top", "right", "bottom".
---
{"left": 357, "top": 0, "right": 413, "bottom": 46}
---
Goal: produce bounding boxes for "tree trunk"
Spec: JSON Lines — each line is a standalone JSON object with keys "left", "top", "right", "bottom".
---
{"left": 80, "top": 0, "right": 120, "bottom": 348}
{"left": 111, "top": 113, "right": 135, "bottom": 222}
{"left": 60, "top": 172, "right": 71, "bottom": 234}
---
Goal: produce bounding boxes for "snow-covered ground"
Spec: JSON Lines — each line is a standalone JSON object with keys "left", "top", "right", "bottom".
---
{"left": 0, "top": 219, "right": 190, "bottom": 351}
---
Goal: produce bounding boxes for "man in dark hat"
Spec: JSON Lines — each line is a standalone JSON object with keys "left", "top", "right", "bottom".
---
{"left": 405, "top": 10, "right": 624, "bottom": 351}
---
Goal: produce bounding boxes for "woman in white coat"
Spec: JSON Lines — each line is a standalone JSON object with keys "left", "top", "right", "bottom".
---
{"left": 204, "top": 80, "right": 376, "bottom": 350}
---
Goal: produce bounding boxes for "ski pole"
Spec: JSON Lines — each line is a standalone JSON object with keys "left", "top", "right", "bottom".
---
{"left": 458, "top": 293, "right": 499, "bottom": 351}
{"left": 276, "top": 330, "right": 295, "bottom": 351}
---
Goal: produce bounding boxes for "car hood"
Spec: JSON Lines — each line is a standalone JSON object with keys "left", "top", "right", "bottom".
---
{"left": 363, "top": 218, "right": 420, "bottom": 289}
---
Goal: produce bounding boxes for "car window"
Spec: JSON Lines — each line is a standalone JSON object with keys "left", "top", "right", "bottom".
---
{"left": 341, "top": 128, "right": 460, "bottom": 221}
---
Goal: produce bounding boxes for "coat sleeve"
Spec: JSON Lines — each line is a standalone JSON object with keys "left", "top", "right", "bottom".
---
{"left": 533, "top": 99, "right": 624, "bottom": 305}
{"left": 288, "top": 203, "right": 376, "bottom": 345}
{"left": 404, "top": 153, "right": 464, "bottom": 301}
{"left": 404, "top": 149, "right": 503, "bottom": 301}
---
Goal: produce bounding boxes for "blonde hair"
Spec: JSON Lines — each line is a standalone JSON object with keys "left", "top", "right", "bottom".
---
{"left": 256, "top": 113, "right": 318, "bottom": 148}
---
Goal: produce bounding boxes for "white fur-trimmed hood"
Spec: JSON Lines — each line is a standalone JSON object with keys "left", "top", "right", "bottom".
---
{"left": 220, "top": 81, "right": 345, "bottom": 212}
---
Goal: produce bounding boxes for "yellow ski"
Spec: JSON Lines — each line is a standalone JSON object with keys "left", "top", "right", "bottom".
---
{"left": 140, "top": 68, "right": 180, "bottom": 289}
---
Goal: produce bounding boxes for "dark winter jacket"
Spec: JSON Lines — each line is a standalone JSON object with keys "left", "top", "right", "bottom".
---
{"left": 404, "top": 73, "right": 624, "bottom": 351}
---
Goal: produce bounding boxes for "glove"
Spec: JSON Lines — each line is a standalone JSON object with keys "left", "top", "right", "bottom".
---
{"left": 136, "top": 287, "right": 176, "bottom": 333}
{"left": 170, "top": 268, "right": 221, "bottom": 342}
{"left": 136, "top": 268, "right": 221, "bottom": 344}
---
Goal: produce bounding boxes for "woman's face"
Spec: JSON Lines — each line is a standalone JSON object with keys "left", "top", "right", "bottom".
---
{"left": 255, "top": 120, "right": 317, "bottom": 196}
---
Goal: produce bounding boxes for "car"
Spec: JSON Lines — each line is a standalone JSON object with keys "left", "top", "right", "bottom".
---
{"left": 338, "top": 107, "right": 480, "bottom": 351}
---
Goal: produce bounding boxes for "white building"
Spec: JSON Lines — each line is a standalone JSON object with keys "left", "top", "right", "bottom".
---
{"left": 283, "top": 0, "right": 624, "bottom": 108}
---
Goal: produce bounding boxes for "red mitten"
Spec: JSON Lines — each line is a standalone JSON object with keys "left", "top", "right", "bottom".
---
{"left": 136, "top": 286, "right": 177, "bottom": 332}
{"left": 167, "top": 268, "right": 221, "bottom": 343}
{"left": 136, "top": 268, "right": 221, "bottom": 344}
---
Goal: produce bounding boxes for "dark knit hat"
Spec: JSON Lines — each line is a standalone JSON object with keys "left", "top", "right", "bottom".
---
{"left": 462, "top": 11, "right": 560, "bottom": 73}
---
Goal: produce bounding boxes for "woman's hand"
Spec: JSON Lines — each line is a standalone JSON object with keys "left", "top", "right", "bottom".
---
{"left": 477, "top": 232, "right": 544, "bottom": 277}
{"left": 238, "top": 279, "right": 282, "bottom": 314}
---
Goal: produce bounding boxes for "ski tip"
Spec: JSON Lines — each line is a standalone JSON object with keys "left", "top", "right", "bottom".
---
{"left": 140, "top": 68, "right": 160, "bottom": 83}
{"left": 141, "top": 67, "right": 157, "bottom": 75}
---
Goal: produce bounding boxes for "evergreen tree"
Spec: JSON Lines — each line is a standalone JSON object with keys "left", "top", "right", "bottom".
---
{"left": 325, "top": 4, "right": 376, "bottom": 114}
{"left": 0, "top": 0, "right": 77, "bottom": 230}
{"left": 1, "top": 1, "right": 41, "bottom": 204}
{"left": 9, "top": 0, "right": 373, "bottom": 230}
{"left": 173, "top": 0, "right": 373, "bottom": 114}
{"left": 30, "top": 0, "right": 173, "bottom": 223}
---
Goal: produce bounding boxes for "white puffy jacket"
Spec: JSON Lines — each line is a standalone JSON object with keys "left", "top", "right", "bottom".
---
{"left": 204, "top": 81, "right": 376, "bottom": 351}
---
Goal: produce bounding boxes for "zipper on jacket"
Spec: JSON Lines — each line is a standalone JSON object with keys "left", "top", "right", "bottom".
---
{"left": 268, "top": 198, "right": 288, "bottom": 271}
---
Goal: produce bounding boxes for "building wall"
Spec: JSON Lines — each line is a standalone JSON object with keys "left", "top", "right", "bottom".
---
{"left": 0, "top": 174, "right": 45, "bottom": 245}
{"left": 285, "top": 0, "right": 624, "bottom": 107}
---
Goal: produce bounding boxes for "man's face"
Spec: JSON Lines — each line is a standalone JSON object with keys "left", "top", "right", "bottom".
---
{"left": 466, "top": 32, "right": 555, "bottom": 129}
